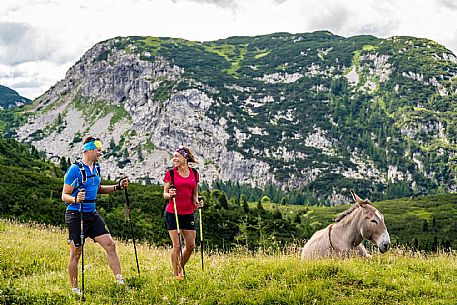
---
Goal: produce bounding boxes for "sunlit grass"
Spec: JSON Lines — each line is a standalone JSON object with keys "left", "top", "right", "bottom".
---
{"left": 2, "top": 219, "right": 457, "bottom": 304}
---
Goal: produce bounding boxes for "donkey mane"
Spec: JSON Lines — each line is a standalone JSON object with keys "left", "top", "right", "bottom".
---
{"left": 334, "top": 204, "right": 361, "bottom": 222}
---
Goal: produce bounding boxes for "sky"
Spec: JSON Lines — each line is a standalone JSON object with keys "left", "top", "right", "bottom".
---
{"left": 1, "top": 0, "right": 457, "bottom": 100}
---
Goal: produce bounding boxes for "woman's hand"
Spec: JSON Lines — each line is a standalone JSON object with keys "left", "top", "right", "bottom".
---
{"left": 169, "top": 188, "right": 177, "bottom": 198}
{"left": 196, "top": 196, "right": 204, "bottom": 208}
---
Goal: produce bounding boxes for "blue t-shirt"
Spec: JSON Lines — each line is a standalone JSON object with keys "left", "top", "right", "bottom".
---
{"left": 64, "top": 162, "right": 101, "bottom": 212}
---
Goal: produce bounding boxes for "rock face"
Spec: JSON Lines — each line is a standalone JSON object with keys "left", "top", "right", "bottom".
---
{"left": 14, "top": 33, "right": 457, "bottom": 203}
{"left": 16, "top": 38, "right": 275, "bottom": 188}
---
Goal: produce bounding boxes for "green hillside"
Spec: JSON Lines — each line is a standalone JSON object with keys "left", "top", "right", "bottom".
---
{"left": 0, "top": 85, "right": 31, "bottom": 109}
{"left": 1, "top": 135, "right": 457, "bottom": 252}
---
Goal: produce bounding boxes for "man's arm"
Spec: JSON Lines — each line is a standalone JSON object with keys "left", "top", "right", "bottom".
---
{"left": 98, "top": 177, "right": 129, "bottom": 194}
{"left": 62, "top": 184, "right": 85, "bottom": 203}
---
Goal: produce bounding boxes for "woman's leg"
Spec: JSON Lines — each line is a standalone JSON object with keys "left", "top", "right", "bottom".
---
{"left": 181, "top": 229, "right": 196, "bottom": 265}
{"left": 168, "top": 230, "right": 182, "bottom": 276}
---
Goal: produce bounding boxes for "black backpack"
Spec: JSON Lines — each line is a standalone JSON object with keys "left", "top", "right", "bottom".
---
{"left": 73, "top": 160, "right": 101, "bottom": 192}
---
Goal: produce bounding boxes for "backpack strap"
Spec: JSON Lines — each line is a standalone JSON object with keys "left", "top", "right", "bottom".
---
{"left": 75, "top": 160, "right": 87, "bottom": 185}
{"left": 92, "top": 162, "right": 101, "bottom": 178}
{"left": 74, "top": 161, "right": 101, "bottom": 192}
{"left": 191, "top": 168, "right": 198, "bottom": 184}
{"left": 168, "top": 168, "right": 175, "bottom": 186}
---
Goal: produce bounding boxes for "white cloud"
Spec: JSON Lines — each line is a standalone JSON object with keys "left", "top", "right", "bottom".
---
{"left": 1, "top": 0, "right": 456, "bottom": 99}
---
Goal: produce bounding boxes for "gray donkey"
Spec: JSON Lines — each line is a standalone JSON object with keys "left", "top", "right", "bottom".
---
{"left": 301, "top": 190, "right": 390, "bottom": 259}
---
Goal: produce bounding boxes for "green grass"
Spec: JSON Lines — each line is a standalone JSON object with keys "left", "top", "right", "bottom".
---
{"left": 2, "top": 220, "right": 457, "bottom": 304}
{"left": 72, "top": 95, "right": 131, "bottom": 130}
{"left": 362, "top": 45, "right": 377, "bottom": 51}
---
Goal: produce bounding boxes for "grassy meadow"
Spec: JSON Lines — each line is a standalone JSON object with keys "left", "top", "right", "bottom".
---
{"left": 1, "top": 219, "right": 457, "bottom": 305}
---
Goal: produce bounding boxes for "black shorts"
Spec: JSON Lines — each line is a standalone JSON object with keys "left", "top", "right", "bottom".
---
{"left": 165, "top": 212, "right": 196, "bottom": 231}
{"left": 65, "top": 211, "right": 110, "bottom": 247}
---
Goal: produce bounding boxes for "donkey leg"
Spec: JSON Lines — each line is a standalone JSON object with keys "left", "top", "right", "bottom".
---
{"left": 355, "top": 244, "right": 370, "bottom": 257}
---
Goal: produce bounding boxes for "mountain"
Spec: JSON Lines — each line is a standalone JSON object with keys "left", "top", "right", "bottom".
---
{"left": 0, "top": 85, "right": 31, "bottom": 110}
{"left": 11, "top": 31, "right": 457, "bottom": 204}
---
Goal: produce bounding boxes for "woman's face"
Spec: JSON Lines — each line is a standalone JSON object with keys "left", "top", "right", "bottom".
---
{"left": 172, "top": 151, "right": 186, "bottom": 166}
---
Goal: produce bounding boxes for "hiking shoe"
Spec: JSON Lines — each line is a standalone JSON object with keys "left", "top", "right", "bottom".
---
{"left": 71, "top": 287, "right": 82, "bottom": 295}
{"left": 175, "top": 272, "right": 184, "bottom": 281}
{"left": 115, "top": 274, "right": 125, "bottom": 285}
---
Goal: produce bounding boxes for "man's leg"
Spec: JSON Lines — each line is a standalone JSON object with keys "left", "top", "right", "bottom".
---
{"left": 95, "top": 234, "right": 122, "bottom": 279}
{"left": 68, "top": 241, "right": 82, "bottom": 288}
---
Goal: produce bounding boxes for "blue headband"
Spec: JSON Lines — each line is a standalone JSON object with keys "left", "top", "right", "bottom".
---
{"left": 176, "top": 147, "right": 189, "bottom": 159}
{"left": 84, "top": 140, "right": 102, "bottom": 151}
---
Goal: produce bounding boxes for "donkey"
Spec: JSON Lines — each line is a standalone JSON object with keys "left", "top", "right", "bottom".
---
{"left": 301, "top": 189, "right": 390, "bottom": 259}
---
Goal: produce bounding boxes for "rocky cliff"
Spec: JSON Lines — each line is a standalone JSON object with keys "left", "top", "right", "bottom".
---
{"left": 14, "top": 32, "right": 457, "bottom": 204}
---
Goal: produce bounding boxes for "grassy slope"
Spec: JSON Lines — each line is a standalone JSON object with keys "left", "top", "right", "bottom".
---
{"left": 1, "top": 220, "right": 457, "bottom": 304}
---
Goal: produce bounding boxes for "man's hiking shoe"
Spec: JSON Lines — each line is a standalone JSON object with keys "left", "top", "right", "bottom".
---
{"left": 115, "top": 274, "right": 125, "bottom": 285}
{"left": 71, "top": 287, "right": 82, "bottom": 295}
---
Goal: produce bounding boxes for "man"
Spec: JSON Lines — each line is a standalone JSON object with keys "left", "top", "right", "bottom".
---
{"left": 61, "top": 136, "right": 128, "bottom": 295}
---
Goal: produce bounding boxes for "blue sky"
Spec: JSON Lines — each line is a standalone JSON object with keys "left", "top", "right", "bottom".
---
{"left": 1, "top": 0, "right": 456, "bottom": 99}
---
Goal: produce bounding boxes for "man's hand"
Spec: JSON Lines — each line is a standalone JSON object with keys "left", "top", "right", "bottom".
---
{"left": 118, "top": 176, "right": 129, "bottom": 190}
{"left": 76, "top": 189, "right": 85, "bottom": 203}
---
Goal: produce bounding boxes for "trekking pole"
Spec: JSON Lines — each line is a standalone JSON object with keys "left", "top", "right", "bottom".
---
{"left": 123, "top": 182, "right": 140, "bottom": 277}
{"left": 78, "top": 189, "right": 86, "bottom": 302}
{"left": 198, "top": 196, "right": 204, "bottom": 271}
{"left": 171, "top": 186, "right": 185, "bottom": 277}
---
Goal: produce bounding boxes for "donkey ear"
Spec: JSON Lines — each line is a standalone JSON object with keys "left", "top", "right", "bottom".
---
{"left": 351, "top": 189, "right": 367, "bottom": 207}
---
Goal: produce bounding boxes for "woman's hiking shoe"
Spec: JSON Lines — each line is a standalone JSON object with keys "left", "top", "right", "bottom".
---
{"left": 175, "top": 272, "right": 184, "bottom": 281}
{"left": 71, "top": 287, "right": 82, "bottom": 295}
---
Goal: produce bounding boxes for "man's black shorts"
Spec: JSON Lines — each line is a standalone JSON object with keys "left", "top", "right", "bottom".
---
{"left": 165, "top": 212, "right": 196, "bottom": 231}
{"left": 65, "top": 211, "right": 110, "bottom": 247}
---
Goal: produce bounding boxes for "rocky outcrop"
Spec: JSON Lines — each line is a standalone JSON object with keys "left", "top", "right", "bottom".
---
{"left": 13, "top": 33, "right": 457, "bottom": 204}
{"left": 16, "top": 38, "right": 275, "bottom": 188}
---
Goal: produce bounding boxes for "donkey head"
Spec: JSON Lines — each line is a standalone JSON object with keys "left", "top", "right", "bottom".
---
{"left": 351, "top": 189, "right": 390, "bottom": 253}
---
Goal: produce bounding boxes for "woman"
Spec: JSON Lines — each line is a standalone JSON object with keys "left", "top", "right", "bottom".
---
{"left": 163, "top": 146, "right": 203, "bottom": 280}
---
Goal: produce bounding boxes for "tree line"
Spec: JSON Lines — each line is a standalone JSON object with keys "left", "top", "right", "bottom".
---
{"left": 1, "top": 135, "right": 456, "bottom": 252}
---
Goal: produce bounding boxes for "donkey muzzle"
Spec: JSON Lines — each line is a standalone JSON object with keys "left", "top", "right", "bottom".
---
{"left": 377, "top": 232, "right": 391, "bottom": 253}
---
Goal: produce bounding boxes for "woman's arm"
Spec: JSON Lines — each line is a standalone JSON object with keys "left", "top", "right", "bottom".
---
{"left": 164, "top": 182, "right": 176, "bottom": 200}
{"left": 192, "top": 189, "right": 199, "bottom": 207}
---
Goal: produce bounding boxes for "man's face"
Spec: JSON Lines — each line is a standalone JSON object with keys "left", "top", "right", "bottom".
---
{"left": 90, "top": 148, "right": 102, "bottom": 161}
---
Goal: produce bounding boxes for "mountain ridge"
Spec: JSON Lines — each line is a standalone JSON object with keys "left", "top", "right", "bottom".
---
{"left": 10, "top": 31, "right": 457, "bottom": 203}
{"left": 0, "top": 85, "right": 32, "bottom": 110}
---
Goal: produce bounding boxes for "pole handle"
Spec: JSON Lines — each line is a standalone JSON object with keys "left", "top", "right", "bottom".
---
{"left": 170, "top": 184, "right": 176, "bottom": 198}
